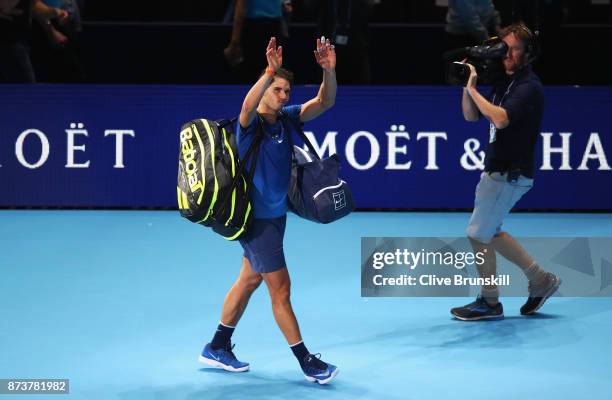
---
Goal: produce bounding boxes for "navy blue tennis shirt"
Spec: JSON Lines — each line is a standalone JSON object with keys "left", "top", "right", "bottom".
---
{"left": 237, "top": 104, "right": 302, "bottom": 218}
{"left": 485, "top": 66, "right": 544, "bottom": 178}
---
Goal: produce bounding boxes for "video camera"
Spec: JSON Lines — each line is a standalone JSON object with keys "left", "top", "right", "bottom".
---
{"left": 443, "top": 38, "right": 508, "bottom": 86}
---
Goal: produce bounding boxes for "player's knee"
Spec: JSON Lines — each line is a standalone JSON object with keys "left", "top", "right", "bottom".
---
{"left": 238, "top": 274, "right": 263, "bottom": 293}
{"left": 270, "top": 286, "right": 291, "bottom": 306}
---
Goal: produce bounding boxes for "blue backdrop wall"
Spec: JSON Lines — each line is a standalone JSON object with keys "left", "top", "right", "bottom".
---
{"left": 0, "top": 85, "right": 610, "bottom": 210}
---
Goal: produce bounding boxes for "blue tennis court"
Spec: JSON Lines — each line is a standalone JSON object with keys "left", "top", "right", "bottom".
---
{"left": 1, "top": 211, "right": 611, "bottom": 400}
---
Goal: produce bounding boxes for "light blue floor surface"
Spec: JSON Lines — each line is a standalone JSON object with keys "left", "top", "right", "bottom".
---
{"left": 1, "top": 211, "right": 611, "bottom": 400}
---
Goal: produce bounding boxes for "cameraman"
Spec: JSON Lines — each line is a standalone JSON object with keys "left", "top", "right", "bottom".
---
{"left": 451, "top": 22, "right": 561, "bottom": 321}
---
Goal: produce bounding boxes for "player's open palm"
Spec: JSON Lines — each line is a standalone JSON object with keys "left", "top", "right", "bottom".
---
{"left": 314, "top": 36, "right": 336, "bottom": 72}
{"left": 266, "top": 37, "right": 283, "bottom": 72}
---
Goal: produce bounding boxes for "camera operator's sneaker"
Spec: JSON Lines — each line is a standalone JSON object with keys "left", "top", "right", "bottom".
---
{"left": 199, "top": 342, "right": 249, "bottom": 372}
{"left": 302, "top": 353, "right": 339, "bottom": 384}
{"left": 521, "top": 272, "right": 562, "bottom": 315}
{"left": 451, "top": 296, "right": 504, "bottom": 321}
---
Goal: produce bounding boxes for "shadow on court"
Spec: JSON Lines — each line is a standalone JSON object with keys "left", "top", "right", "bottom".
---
{"left": 117, "top": 368, "right": 412, "bottom": 400}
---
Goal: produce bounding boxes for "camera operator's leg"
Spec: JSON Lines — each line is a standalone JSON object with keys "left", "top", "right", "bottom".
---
{"left": 493, "top": 231, "right": 558, "bottom": 301}
{"left": 451, "top": 172, "right": 512, "bottom": 321}
{"left": 489, "top": 175, "right": 541, "bottom": 275}
{"left": 489, "top": 176, "right": 561, "bottom": 315}
{"left": 468, "top": 237, "right": 499, "bottom": 305}
{"left": 492, "top": 231, "right": 548, "bottom": 280}
{"left": 493, "top": 231, "right": 560, "bottom": 313}
{"left": 492, "top": 231, "right": 532, "bottom": 267}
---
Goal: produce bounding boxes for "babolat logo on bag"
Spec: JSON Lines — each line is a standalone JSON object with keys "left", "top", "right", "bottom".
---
{"left": 179, "top": 124, "right": 205, "bottom": 197}
{"left": 176, "top": 118, "right": 261, "bottom": 240}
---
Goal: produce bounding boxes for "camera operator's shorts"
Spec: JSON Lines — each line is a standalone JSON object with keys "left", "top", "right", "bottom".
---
{"left": 239, "top": 215, "right": 287, "bottom": 274}
{"left": 466, "top": 172, "right": 533, "bottom": 244}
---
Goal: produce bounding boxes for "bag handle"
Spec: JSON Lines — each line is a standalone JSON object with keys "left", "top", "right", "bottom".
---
{"left": 217, "top": 116, "right": 237, "bottom": 129}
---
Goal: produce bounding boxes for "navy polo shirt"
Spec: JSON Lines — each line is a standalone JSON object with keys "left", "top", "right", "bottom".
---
{"left": 237, "top": 104, "right": 301, "bottom": 218}
{"left": 484, "top": 66, "right": 544, "bottom": 178}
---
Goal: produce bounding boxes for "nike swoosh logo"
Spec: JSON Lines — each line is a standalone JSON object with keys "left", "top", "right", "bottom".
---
{"left": 313, "top": 371, "right": 330, "bottom": 378}
{"left": 208, "top": 352, "right": 220, "bottom": 361}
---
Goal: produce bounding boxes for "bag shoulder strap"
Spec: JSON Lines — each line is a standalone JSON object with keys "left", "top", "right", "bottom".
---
{"left": 224, "top": 116, "right": 263, "bottom": 196}
{"left": 243, "top": 117, "right": 264, "bottom": 189}
{"left": 280, "top": 112, "right": 321, "bottom": 161}
{"left": 216, "top": 116, "right": 263, "bottom": 215}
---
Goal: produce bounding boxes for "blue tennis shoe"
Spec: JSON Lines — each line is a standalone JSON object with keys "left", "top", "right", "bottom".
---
{"left": 302, "top": 353, "right": 339, "bottom": 384}
{"left": 199, "top": 342, "right": 249, "bottom": 372}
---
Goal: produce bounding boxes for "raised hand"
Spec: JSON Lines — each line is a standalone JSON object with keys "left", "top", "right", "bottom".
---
{"left": 266, "top": 37, "right": 283, "bottom": 72}
{"left": 314, "top": 36, "right": 336, "bottom": 72}
{"left": 464, "top": 62, "right": 478, "bottom": 89}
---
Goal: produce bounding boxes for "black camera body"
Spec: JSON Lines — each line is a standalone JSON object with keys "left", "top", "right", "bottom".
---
{"left": 444, "top": 38, "right": 508, "bottom": 86}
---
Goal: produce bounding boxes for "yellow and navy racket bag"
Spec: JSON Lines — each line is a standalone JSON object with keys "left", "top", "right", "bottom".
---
{"left": 177, "top": 118, "right": 262, "bottom": 240}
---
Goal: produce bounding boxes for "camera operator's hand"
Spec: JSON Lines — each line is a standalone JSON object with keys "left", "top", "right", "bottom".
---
{"left": 53, "top": 7, "right": 69, "bottom": 25}
{"left": 461, "top": 60, "right": 509, "bottom": 129}
{"left": 464, "top": 62, "right": 478, "bottom": 90}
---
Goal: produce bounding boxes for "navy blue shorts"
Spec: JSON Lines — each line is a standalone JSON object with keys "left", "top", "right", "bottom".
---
{"left": 239, "top": 215, "right": 287, "bottom": 274}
